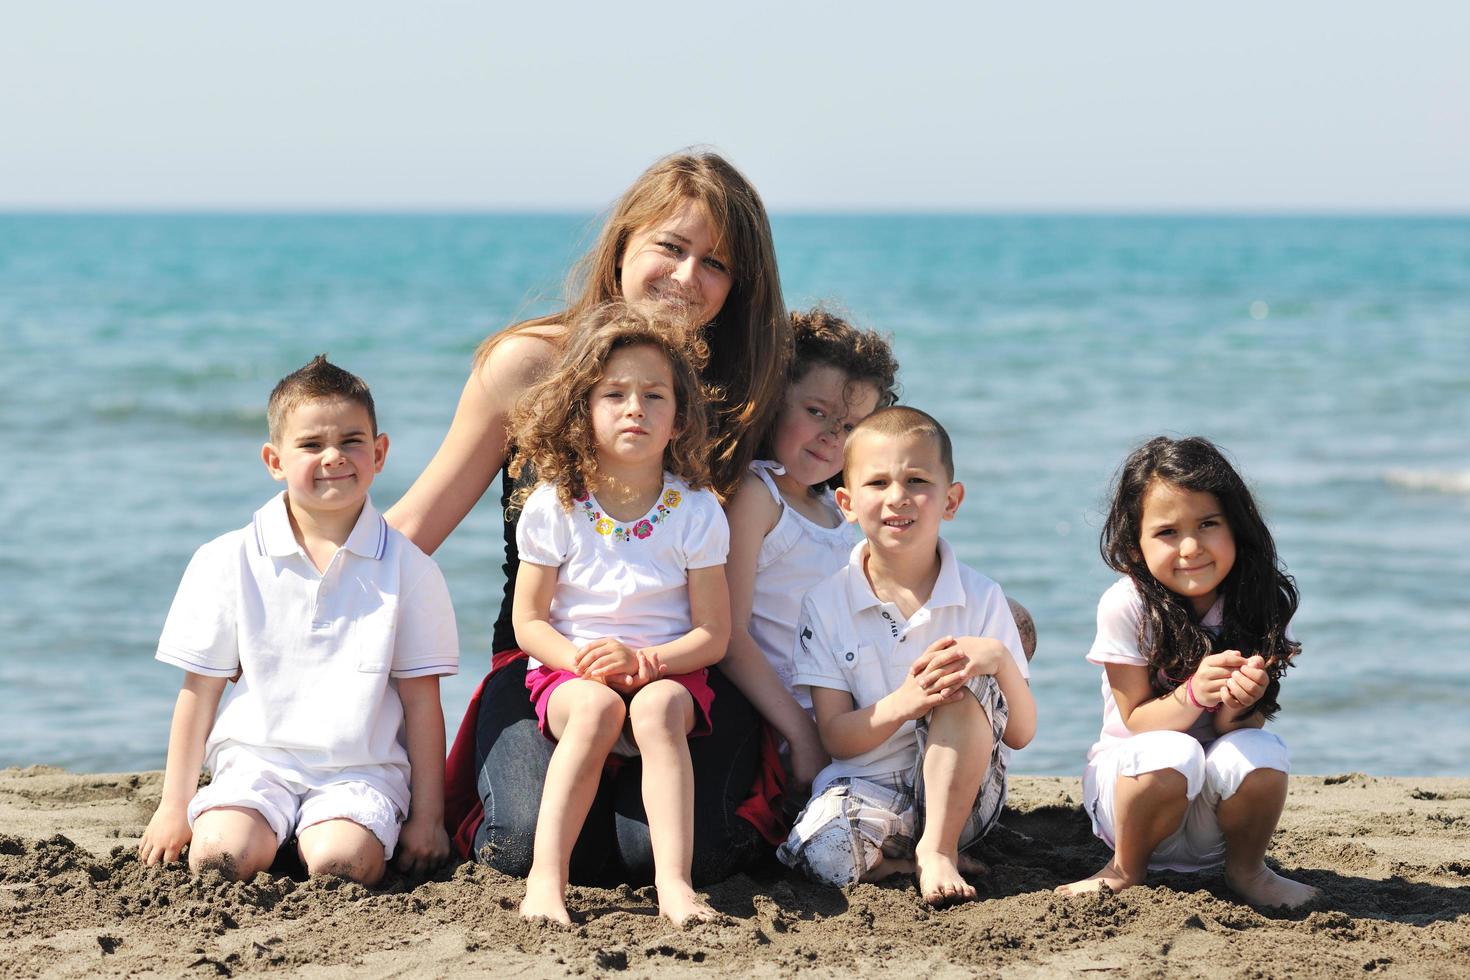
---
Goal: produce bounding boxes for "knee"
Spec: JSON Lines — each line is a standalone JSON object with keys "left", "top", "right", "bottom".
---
{"left": 1206, "top": 730, "right": 1289, "bottom": 799}
{"left": 187, "top": 839, "right": 268, "bottom": 882}
{"left": 628, "top": 682, "right": 689, "bottom": 741}
{"left": 299, "top": 834, "right": 386, "bottom": 886}
{"left": 1121, "top": 730, "right": 1206, "bottom": 796}
{"left": 785, "top": 825, "right": 865, "bottom": 888}
{"left": 563, "top": 683, "right": 628, "bottom": 735}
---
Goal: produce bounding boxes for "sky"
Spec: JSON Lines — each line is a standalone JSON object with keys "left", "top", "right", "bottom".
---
{"left": 3, "top": 1, "right": 1468, "bottom": 212}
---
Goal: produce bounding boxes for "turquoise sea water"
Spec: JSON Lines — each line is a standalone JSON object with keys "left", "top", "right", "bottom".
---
{"left": 2, "top": 214, "right": 1467, "bottom": 777}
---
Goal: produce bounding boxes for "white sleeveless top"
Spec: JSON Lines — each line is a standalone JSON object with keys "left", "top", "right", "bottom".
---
{"left": 747, "top": 461, "right": 856, "bottom": 708}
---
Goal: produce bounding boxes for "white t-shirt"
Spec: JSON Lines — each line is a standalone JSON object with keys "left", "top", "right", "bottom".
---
{"left": 791, "top": 539, "right": 1029, "bottom": 794}
{"left": 515, "top": 477, "right": 729, "bottom": 667}
{"left": 1085, "top": 576, "right": 1224, "bottom": 761}
{"left": 155, "top": 492, "right": 459, "bottom": 812}
{"left": 746, "top": 461, "right": 856, "bottom": 709}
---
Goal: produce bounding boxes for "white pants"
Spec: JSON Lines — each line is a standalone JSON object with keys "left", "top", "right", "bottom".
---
{"left": 189, "top": 747, "right": 405, "bottom": 859}
{"left": 1082, "top": 728, "right": 1289, "bottom": 872}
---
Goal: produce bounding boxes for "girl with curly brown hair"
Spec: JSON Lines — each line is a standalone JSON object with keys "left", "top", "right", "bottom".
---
{"left": 506, "top": 305, "right": 729, "bottom": 925}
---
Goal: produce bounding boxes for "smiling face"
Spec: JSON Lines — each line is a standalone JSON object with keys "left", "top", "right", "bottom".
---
{"left": 836, "top": 430, "right": 962, "bottom": 557}
{"left": 1136, "top": 478, "right": 1237, "bottom": 619}
{"left": 263, "top": 397, "right": 386, "bottom": 520}
{"left": 772, "top": 365, "right": 882, "bottom": 491}
{"left": 589, "top": 343, "right": 679, "bottom": 474}
{"left": 618, "top": 199, "right": 733, "bottom": 328}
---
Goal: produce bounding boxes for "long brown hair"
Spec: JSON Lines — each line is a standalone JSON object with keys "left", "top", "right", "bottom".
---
{"left": 478, "top": 150, "right": 789, "bottom": 496}
{"left": 507, "top": 303, "right": 711, "bottom": 513}
{"left": 1101, "top": 436, "right": 1300, "bottom": 719}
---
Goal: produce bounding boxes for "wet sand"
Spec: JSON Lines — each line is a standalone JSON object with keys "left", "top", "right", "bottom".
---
{"left": 2, "top": 766, "right": 1468, "bottom": 978}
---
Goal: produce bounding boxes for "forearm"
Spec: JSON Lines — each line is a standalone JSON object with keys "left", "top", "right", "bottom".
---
{"left": 512, "top": 618, "right": 581, "bottom": 672}
{"left": 993, "top": 659, "right": 1037, "bottom": 749}
{"left": 817, "top": 694, "right": 908, "bottom": 760}
{"left": 1119, "top": 683, "right": 1207, "bottom": 733}
{"left": 158, "top": 675, "right": 227, "bottom": 806}
{"left": 642, "top": 621, "right": 729, "bottom": 675}
{"left": 721, "top": 632, "right": 820, "bottom": 747}
{"left": 399, "top": 677, "right": 447, "bottom": 826}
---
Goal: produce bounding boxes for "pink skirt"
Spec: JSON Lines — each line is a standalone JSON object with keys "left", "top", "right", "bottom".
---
{"left": 525, "top": 665, "right": 715, "bottom": 750}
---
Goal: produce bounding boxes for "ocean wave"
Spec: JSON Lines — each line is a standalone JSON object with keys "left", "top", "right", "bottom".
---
{"left": 1384, "top": 469, "right": 1470, "bottom": 494}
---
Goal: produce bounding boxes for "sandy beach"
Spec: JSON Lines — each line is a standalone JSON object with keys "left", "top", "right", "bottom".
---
{"left": 3, "top": 767, "right": 1468, "bottom": 978}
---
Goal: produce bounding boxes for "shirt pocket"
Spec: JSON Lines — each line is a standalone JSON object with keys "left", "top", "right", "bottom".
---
{"left": 841, "top": 644, "right": 884, "bottom": 709}
{"left": 354, "top": 595, "right": 399, "bottom": 673}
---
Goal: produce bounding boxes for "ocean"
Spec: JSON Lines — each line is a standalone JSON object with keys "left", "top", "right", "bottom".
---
{"left": 2, "top": 213, "right": 1466, "bottom": 777}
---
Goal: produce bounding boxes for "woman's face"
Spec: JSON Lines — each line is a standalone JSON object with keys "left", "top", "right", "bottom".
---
{"left": 618, "top": 200, "right": 734, "bottom": 327}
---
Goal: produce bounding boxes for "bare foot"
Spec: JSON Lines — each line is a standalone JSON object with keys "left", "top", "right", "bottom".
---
{"left": 656, "top": 878, "right": 717, "bottom": 926}
{"left": 519, "top": 873, "right": 572, "bottom": 926}
{"left": 1226, "top": 864, "right": 1321, "bottom": 910}
{"left": 1055, "top": 860, "right": 1144, "bottom": 897}
{"left": 862, "top": 856, "right": 916, "bottom": 882}
{"left": 958, "top": 852, "right": 989, "bottom": 877}
{"left": 915, "top": 847, "right": 977, "bottom": 905}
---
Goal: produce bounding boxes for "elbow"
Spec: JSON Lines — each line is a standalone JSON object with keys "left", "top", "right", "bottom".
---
{"left": 1002, "top": 726, "right": 1035, "bottom": 751}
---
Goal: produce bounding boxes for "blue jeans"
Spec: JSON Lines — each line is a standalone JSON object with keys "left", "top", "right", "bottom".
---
{"left": 472, "top": 657, "right": 763, "bottom": 885}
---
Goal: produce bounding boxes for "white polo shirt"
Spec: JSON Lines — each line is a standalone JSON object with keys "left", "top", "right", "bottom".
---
{"left": 155, "top": 492, "right": 459, "bottom": 812}
{"left": 791, "top": 538, "right": 1028, "bottom": 794}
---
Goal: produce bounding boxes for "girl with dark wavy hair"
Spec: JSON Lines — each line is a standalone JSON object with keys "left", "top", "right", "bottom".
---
{"left": 1057, "top": 436, "right": 1318, "bottom": 910}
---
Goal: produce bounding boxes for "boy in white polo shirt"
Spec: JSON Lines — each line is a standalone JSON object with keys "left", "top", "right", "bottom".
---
{"left": 138, "top": 356, "right": 458, "bottom": 885}
{"left": 777, "top": 406, "right": 1036, "bottom": 905}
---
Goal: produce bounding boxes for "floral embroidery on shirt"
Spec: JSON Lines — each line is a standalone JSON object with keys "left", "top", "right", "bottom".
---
{"left": 575, "top": 487, "right": 681, "bottom": 543}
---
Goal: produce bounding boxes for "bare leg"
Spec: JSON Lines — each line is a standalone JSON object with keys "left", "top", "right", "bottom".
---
{"left": 1218, "top": 768, "right": 1319, "bottom": 909}
{"left": 188, "top": 806, "right": 278, "bottom": 881}
{"left": 1056, "top": 767, "right": 1189, "bottom": 896}
{"left": 521, "top": 680, "right": 626, "bottom": 925}
{"left": 862, "top": 856, "right": 916, "bottom": 882}
{"left": 914, "top": 693, "right": 988, "bottom": 905}
{"left": 297, "top": 818, "right": 386, "bottom": 886}
{"left": 629, "top": 680, "right": 716, "bottom": 925}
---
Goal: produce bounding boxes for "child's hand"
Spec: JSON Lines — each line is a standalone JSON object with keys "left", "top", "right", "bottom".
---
{"left": 139, "top": 800, "right": 192, "bottom": 865}
{"left": 787, "top": 731, "right": 830, "bottom": 793}
{"left": 575, "top": 638, "right": 641, "bottom": 684}
{"left": 886, "top": 660, "right": 966, "bottom": 723}
{"left": 606, "top": 649, "right": 666, "bottom": 693}
{"left": 1220, "top": 655, "right": 1269, "bottom": 711}
{"left": 909, "top": 635, "right": 1008, "bottom": 697}
{"left": 1191, "top": 651, "right": 1250, "bottom": 709}
{"left": 395, "top": 813, "right": 450, "bottom": 876}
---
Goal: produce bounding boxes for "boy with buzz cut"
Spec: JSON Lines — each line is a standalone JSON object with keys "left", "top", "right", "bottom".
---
{"left": 139, "top": 355, "right": 459, "bottom": 885}
{"left": 777, "top": 406, "right": 1036, "bottom": 905}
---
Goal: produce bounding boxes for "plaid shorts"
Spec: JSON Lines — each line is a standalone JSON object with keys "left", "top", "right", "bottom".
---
{"left": 777, "top": 675, "right": 1009, "bottom": 887}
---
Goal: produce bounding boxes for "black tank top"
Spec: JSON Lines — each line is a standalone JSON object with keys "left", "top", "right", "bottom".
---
{"left": 490, "top": 460, "right": 538, "bottom": 654}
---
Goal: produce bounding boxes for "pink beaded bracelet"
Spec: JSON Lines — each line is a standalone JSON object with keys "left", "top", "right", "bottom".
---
{"left": 1186, "top": 675, "right": 1219, "bottom": 713}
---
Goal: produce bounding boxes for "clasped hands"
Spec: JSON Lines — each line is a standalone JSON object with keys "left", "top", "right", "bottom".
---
{"left": 573, "top": 637, "right": 665, "bottom": 693}
{"left": 887, "top": 635, "right": 1007, "bottom": 722}
{"left": 1189, "top": 651, "right": 1270, "bottom": 712}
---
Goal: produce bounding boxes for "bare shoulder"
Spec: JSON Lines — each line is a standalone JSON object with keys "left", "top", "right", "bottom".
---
{"left": 475, "top": 324, "right": 566, "bottom": 394}
{"left": 724, "top": 470, "right": 781, "bottom": 537}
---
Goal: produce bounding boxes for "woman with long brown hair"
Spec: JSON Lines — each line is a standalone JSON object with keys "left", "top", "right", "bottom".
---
{"left": 387, "top": 151, "right": 790, "bottom": 885}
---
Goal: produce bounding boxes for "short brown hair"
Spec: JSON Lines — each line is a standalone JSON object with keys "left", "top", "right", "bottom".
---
{"left": 507, "top": 302, "right": 711, "bottom": 512}
{"left": 843, "top": 406, "right": 955, "bottom": 484}
{"left": 267, "top": 355, "right": 376, "bottom": 442}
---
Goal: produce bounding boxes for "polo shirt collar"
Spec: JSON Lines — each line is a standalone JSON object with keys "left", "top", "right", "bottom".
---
{"left": 252, "top": 491, "right": 387, "bottom": 561}
{"left": 842, "top": 537, "right": 967, "bottom": 612}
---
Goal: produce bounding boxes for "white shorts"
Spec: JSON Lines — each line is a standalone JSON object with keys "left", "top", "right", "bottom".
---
{"left": 777, "top": 676, "right": 1009, "bottom": 887}
{"left": 1083, "top": 728, "right": 1289, "bottom": 872}
{"left": 188, "top": 750, "right": 405, "bottom": 860}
